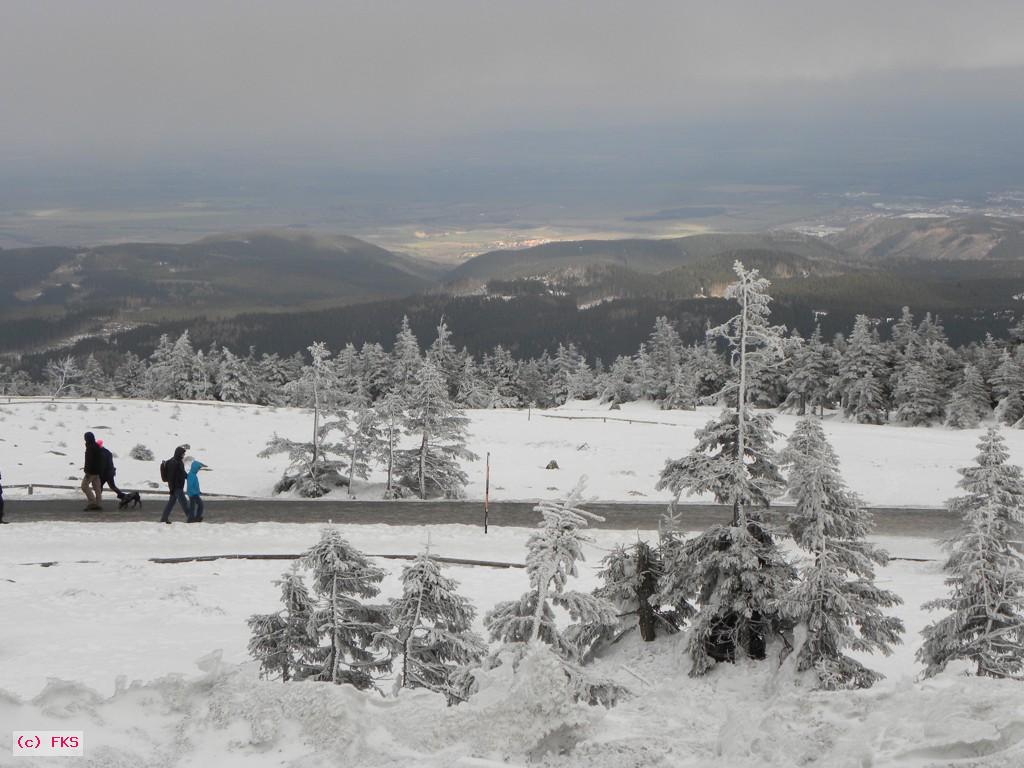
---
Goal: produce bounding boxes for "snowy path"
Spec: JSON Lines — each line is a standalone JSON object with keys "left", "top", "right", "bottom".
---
{"left": 2, "top": 498, "right": 960, "bottom": 535}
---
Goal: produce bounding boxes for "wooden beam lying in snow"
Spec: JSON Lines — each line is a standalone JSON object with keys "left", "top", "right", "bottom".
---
{"left": 20, "top": 553, "right": 526, "bottom": 569}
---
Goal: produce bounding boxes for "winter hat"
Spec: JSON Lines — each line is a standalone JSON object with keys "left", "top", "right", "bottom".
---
{"left": 174, "top": 446, "right": 186, "bottom": 459}
{"left": 96, "top": 439, "right": 104, "bottom": 447}
{"left": 84, "top": 432, "right": 96, "bottom": 444}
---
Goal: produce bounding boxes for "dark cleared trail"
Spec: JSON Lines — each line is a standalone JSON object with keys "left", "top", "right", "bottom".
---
{"left": 3, "top": 498, "right": 957, "bottom": 536}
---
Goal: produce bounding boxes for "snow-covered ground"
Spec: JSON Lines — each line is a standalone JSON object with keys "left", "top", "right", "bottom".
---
{"left": 1, "top": 396, "right": 1020, "bottom": 507}
{"left": 2, "top": 522, "right": 1021, "bottom": 766}
{"left": 3, "top": 398, "right": 1023, "bottom": 766}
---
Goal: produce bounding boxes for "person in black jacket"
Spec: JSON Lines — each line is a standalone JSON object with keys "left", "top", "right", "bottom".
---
{"left": 160, "top": 445, "right": 190, "bottom": 524}
{"left": 96, "top": 439, "right": 126, "bottom": 504}
{"left": 82, "top": 431, "right": 104, "bottom": 511}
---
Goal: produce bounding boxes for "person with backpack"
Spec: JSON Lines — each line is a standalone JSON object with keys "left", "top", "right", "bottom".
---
{"left": 186, "top": 460, "right": 210, "bottom": 523}
{"left": 81, "top": 431, "right": 104, "bottom": 511}
{"left": 96, "top": 439, "right": 126, "bottom": 505}
{"left": 159, "top": 446, "right": 190, "bottom": 524}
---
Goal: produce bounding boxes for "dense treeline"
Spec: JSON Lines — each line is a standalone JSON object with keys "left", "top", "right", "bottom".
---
{"left": 5, "top": 299, "right": 1024, "bottom": 433}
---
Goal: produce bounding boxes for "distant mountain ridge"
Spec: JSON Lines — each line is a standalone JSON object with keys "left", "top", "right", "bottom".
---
{"left": 6, "top": 218, "right": 1024, "bottom": 358}
{"left": 0, "top": 230, "right": 442, "bottom": 317}
{"left": 447, "top": 231, "right": 848, "bottom": 285}
{"left": 829, "top": 215, "right": 1024, "bottom": 262}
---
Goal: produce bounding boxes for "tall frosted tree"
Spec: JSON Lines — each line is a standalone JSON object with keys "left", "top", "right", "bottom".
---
{"left": 780, "top": 416, "right": 904, "bottom": 689}
{"left": 247, "top": 564, "right": 318, "bottom": 682}
{"left": 392, "top": 315, "right": 422, "bottom": 398}
{"left": 918, "top": 428, "right": 1024, "bottom": 679}
{"left": 663, "top": 364, "right": 697, "bottom": 411}
{"left": 656, "top": 261, "right": 795, "bottom": 674}
{"left": 893, "top": 361, "right": 945, "bottom": 426}
{"left": 485, "top": 478, "right": 618, "bottom": 662}
{"left": 303, "top": 528, "right": 392, "bottom": 689}
{"left": 428, "top": 318, "right": 462, "bottom": 398}
{"left": 144, "top": 333, "right": 175, "bottom": 398}
{"left": 785, "top": 325, "right": 834, "bottom": 416}
{"left": 339, "top": 405, "right": 385, "bottom": 498}
{"left": 599, "top": 355, "right": 640, "bottom": 406}
{"left": 398, "top": 358, "right": 478, "bottom": 499}
{"left": 831, "top": 315, "right": 889, "bottom": 424}
{"left": 112, "top": 352, "right": 148, "bottom": 398}
{"left": 377, "top": 549, "right": 486, "bottom": 702}
{"left": 454, "top": 358, "right": 490, "bottom": 408}
{"left": 992, "top": 350, "right": 1024, "bottom": 426}
{"left": 946, "top": 363, "right": 991, "bottom": 429}
{"left": 80, "top": 354, "right": 111, "bottom": 397}
{"left": 261, "top": 342, "right": 345, "bottom": 496}
{"left": 646, "top": 316, "right": 684, "bottom": 402}
{"left": 378, "top": 391, "right": 406, "bottom": 499}
{"left": 168, "top": 331, "right": 200, "bottom": 400}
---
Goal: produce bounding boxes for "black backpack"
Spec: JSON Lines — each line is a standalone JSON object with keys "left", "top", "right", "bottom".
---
{"left": 160, "top": 459, "right": 170, "bottom": 482}
{"left": 101, "top": 447, "right": 115, "bottom": 477}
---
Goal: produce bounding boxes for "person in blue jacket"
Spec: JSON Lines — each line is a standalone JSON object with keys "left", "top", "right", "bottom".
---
{"left": 186, "top": 460, "right": 210, "bottom": 523}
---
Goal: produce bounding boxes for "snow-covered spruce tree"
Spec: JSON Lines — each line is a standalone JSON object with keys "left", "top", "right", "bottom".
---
{"left": 656, "top": 261, "right": 796, "bottom": 675}
{"left": 392, "top": 315, "right": 423, "bottom": 398}
{"left": 594, "top": 537, "right": 687, "bottom": 644}
{"left": 893, "top": 361, "right": 945, "bottom": 426}
{"left": 376, "top": 549, "right": 486, "bottom": 702}
{"left": 992, "top": 350, "right": 1024, "bottom": 426}
{"left": 918, "top": 428, "right": 1024, "bottom": 679}
{"left": 784, "top": 325, "right": 834, "bottom": 416}
{"left": 112, "top": 352, "right": 148, "bottom": 398}
{"left": 599, "top": 355, "right": 639, "bottom": 406}
{"left": 428, "top": 318, "right": 463, "bottom": 399}
{"left": 485, "top": 478, "right": 618, "bottom": 662}
{"left": 831, "top": 315, "right": 890, "bottom": 424}
{"left": 378, "top": 390, "right": 406, "bottom": 499}
{"left": 646, "top": 316, "right": 684, "bottom": 402}
{"left": 260, "top": 342, "right": 347, "bottom": 496}
{"left": 143, "top": 333, "right": 175, "bottom": 398}
{"left": 482, "top": 479, "right": 624, "bottom": 706}
{"left": 356, "top": 342, "right": 390, "bottom": 401}
{"left": 780, "top": 416, "right": 904, "bottom": 689}
{"left": 218, "top": 348, "right": 257, "bottom": 403}
{"left": 946, "top": 363, "right": 991, "bottom": 429}
{"left": 80, "top": 354, "right": 111, "bottom": 397}
{"left": 168, "top": 331, "right": 202, "bottom": 400}
{"left": 247, "top": 564, "right": 318, "bottom": 682}
{"left": 663, "top": 364, "right": 697, "bottom": 410}
{"left": 397, "top": 358, "right": 478, "bottom": 499}
{"left": 339, "top": 404, "right": 384, "bottom": 498}
{"left": 455, "top": 358, "right": 490, "bottom": 408}
{"left": 303, "top": 528, "right": 392, "bottom": 689}
{"left": 553, "top": 343, "right": 594, "bottom": 403}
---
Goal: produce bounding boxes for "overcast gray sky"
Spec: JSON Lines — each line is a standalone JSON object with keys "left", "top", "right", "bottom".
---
{"left": 3, "top": 0, "right": 1024, "bottom": 168}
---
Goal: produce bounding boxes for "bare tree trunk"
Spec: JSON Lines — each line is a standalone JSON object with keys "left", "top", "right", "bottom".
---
{"left": 311, "top": 377, "right": 320, "bottom": 489}
{"left": 419, "top": 431, "right": 428, "bottom": 499}
{"left": 735, "top": 275, "right": 749, "bottom": 528}
{"left": 636, "top": 542, "right": 657, "bottom": 642}
{"left": 330, "top": 576, "right": 339, "bottom": 683}
{"left": 349, "top": 437, "right": 358, "bottom": 499}
{"left": 386, "top": 420, "right": 394, "bottom": 494}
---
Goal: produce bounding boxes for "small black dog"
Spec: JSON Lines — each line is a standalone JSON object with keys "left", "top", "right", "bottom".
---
{"left": 119, "top": 492, "right": 142, "bottom": 510}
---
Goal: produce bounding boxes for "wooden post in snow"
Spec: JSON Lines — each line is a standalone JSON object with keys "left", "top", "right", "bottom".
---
{"left": 484, "top": 452, "right": 490, "bottom": 534}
